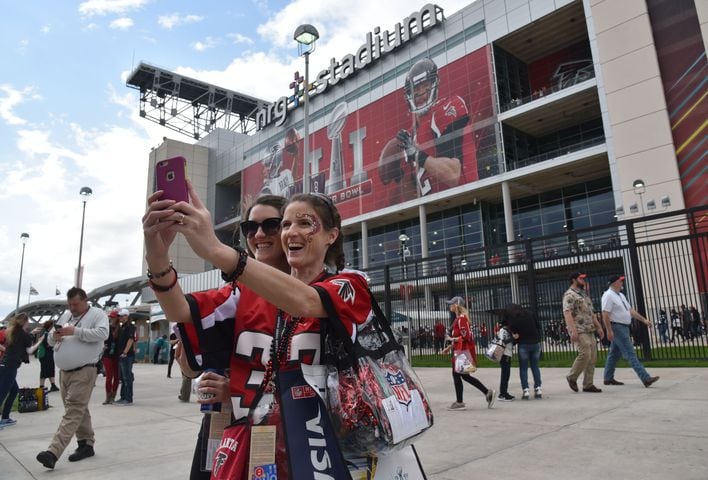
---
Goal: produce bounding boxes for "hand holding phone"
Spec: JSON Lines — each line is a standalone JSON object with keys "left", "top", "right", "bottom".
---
{"left": 155, "top": 156, "right": 188, "bottom": 203}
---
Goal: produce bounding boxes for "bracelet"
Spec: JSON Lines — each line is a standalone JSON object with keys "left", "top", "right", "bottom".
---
{"left": 147, "top": 261, "right": 173, "bottom": 279}
{"left": 221, "top": 245, "right": 249, "bottom": 283}
{"left": 148, "top": 267, "right": 178, "bottom": 292}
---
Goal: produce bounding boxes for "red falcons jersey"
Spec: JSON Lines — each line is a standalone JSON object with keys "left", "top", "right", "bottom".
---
{"left": 413, "top": 94, "right": 474, "bottom": 195}
{"left": 451, "top": 313, "right": 477, "bottom": 364}
{"left": 178, "top": 272, "right": 371, "bottom": 419}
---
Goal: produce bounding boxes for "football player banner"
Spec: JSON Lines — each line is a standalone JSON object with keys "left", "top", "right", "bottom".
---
{"left": 241, "top": 45, "right": 498, "bottom": 220}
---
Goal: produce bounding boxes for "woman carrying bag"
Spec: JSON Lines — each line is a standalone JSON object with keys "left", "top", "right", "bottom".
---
{"left": 442, "top": 296, "right": 496, "bottom": 410}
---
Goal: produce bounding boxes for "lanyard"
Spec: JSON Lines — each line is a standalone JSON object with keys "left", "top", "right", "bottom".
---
{"left": 614, "top": 291, "right": 629, "bottom": 311}
{"left": 65, "top": 309, "right": 89, "bottom": 328}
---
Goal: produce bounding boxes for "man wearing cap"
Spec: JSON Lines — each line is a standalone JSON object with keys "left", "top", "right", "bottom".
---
{"left": 602, "top": 275, "right": 659, "bottom": 387}
{"left": 115, "top": 309, "right": 136, "bottom": 405}
{"left": 36, "top": 287, "right": 108, "bottom": 470}
{"left": 563, "top": 272, "right": 604, "bottom": 393}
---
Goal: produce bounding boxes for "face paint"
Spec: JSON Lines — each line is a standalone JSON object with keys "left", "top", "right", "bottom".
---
{"left": 296, "top": 212, "right": 321, "bottom": 243}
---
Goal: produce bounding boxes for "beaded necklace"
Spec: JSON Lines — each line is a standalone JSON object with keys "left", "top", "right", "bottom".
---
{"left": 260, "top": 310, "right": 300, "bottom": 393}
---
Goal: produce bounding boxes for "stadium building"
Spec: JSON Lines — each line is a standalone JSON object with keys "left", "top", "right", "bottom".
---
{"left": 129, "top": 0, "right": 706, "bottom": 316}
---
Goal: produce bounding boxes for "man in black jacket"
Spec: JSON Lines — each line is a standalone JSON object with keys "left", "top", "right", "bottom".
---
{"left": 505, "top": 304, "right": 543, "bottom": 400}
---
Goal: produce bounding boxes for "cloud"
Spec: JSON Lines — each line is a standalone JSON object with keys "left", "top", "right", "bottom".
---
{"left": 17, "top": 39, "right": 29, "bottom": 55}
{"left": 78, "top": 0, "right": 148, "bottom": 17}
{"left": 0, "top": 83, "right": 164, "bottom": 319}
{"left": 110, "top": 17, "right": 134, "bottom": 29}
{"left": 250, "top": 0, "right": 271, "bottom": 16}
{"left": 158, "top": 13, "right": 204, "bottom": 29}
{"left": 41, "top": 24, "right": 51, "bottom": 34}
{"left": 0, "top": 85, "right": 42, "bottom": 126}
{"left": 192, "top": 36, "right": 218, "bottom": 52}
{"left": 227, "top": 33, "right": 254, "bottom": 45}
{"left": 175, "top": 0, "right": 471, "bottom": 102}
{"left": 257, "top": 0, "right": 470, "bottom": 50}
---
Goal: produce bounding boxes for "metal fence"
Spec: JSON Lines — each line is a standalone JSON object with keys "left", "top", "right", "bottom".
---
{"left": 364, "top": 206, "right": 708, "bottom": 361}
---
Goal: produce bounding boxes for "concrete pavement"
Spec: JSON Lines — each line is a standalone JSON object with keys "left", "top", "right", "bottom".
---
{"left": 1, "top": 361, "right": 707, "bottom": 479}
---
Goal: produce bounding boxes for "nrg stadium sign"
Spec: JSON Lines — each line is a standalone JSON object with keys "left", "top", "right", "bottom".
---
{"left": 256, "top": 3, "right": 445, "bottom": 130}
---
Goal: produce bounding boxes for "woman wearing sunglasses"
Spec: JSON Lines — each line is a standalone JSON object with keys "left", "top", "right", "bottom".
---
{"left": 177, "top": 194, "right": 289, "bottom": 480}
{"left": 143, "top": 182, "right": 372, "bottom": 479}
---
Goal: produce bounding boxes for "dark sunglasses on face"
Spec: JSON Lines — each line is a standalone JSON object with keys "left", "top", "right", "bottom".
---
{"left": 240, "top": 217, "right": 282, "bottom": 238}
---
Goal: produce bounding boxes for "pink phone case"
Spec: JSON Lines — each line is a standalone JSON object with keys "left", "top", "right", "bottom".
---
{"left": 155, "top": 156, "right": 188, "bottom": 202}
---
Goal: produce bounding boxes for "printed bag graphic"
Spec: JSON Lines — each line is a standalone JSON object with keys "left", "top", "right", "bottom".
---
{"left": 485, "top": 342, "right": 504, "bottom": 362}
{"left": 453, "top": 349, "right": 477, "bottom": 374}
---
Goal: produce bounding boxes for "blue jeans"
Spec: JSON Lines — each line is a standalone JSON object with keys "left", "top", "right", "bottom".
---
{"left": 0, "top": 365, "right": 19, "bottom": 419}
{"left": 517, "top": 343, "right": 542, "bottom": 390}
{"left": 604, "top": 323, "right": 650, "bottom": 382}
{"left": 119, "top": 355, "right": 134, "bottom": 402}
{"left": 658, "top": 323, "right": 669, "bottom": 343}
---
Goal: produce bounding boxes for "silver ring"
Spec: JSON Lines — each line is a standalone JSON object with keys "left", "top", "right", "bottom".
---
{"left": 178, "top": 214, "right": 185, "bottom": 225}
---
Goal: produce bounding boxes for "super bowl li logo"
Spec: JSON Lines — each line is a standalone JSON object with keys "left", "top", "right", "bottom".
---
{"left": 384, "top": 366, "right": 411, "bottom": 406}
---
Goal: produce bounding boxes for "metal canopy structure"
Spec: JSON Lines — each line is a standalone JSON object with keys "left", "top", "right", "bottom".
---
{"left": 126, "top": 62, "right": 268, "bottom": 139}
{"left": 2, "top": 275, "right": 149, "bottom": 325}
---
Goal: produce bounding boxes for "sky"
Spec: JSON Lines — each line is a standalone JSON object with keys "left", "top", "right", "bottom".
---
{"left": 0, "top": 0, "right": 471, "bottom": 319}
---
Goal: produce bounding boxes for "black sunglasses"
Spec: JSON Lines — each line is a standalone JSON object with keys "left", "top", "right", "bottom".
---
{"left": 240, "top": 217, "right": 282, "bottom": 238}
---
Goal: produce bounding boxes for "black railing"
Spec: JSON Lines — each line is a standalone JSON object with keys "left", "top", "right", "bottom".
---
{"left": 500, "top": 69, "right": 596, "bottom": 113}
{"left": 508, "top": 136, "right": 606, "bottom": 171}
{"left": 364, "top": 206, "right": 708, "bottom": 361}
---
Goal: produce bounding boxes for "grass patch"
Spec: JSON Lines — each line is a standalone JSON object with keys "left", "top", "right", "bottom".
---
{"left": 412, "top": 344, "right": 708, "bottom": 369}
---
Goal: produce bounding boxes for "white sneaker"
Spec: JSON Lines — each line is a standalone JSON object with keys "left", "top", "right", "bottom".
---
{"left": 447, "top": 401, "right": 466, "bottom": 411}
{"left": 486, "top": 389, "right": 496, "bottom": 409}
{"left": 522, "top": 388, "right": 530, "bottom": 400}
{"left": 534, "top": 387, "right": 543, "bottom": 399}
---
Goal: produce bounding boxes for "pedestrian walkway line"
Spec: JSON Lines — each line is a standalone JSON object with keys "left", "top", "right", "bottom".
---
{"left": 0, "top": 442, "right": 37, "bottom": 480}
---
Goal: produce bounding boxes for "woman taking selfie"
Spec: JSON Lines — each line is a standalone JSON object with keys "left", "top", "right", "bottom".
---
{"left": 143, "top": 183, "right": 372, "bottom": 479}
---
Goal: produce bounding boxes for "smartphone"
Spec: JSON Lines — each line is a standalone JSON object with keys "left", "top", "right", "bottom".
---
{"left": 155, "top": 156, "right": 188, "bottom": 203}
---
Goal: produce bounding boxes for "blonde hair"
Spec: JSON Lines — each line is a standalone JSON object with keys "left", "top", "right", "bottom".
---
{"left": 451, "top": 303, "right": 469, "bottom": 317}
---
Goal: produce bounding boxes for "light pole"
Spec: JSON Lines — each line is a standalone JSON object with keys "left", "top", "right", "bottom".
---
{"left": 633, "top": 179, "right": 646, "bottom": 216}
{"left": 460, "top": 258, "right": 469, "bottom": 306}
{"left": 76, "top": 186, "right": 93, "bottom": 288}
{"left": 398, "top": 233, "right": 412, "bottom": 361}
{"left": 294, "top": 24, "right": 319, "bottom": 194}
{"left": 633, "top": 179, "right": 649, "bottom": 241}
{"left": 15, "top": 232, "right": 29, "bottom": 312}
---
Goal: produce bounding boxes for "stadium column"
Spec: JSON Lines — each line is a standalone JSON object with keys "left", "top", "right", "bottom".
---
{"left": 361, "top": 221, "right": 369, "bottom": 269}
{"left": 419, "top": 204, "right": 433, "bottom": 309}
{"left": 502, "top": 181, "right": 520, "bottom": 303}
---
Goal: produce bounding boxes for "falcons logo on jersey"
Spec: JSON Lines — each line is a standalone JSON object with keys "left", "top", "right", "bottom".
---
{"left": 330, "top": 279, "right": 355, "bottom": 304}
{"left": 213, "top": 451, "right": 228, "bottom": 476}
